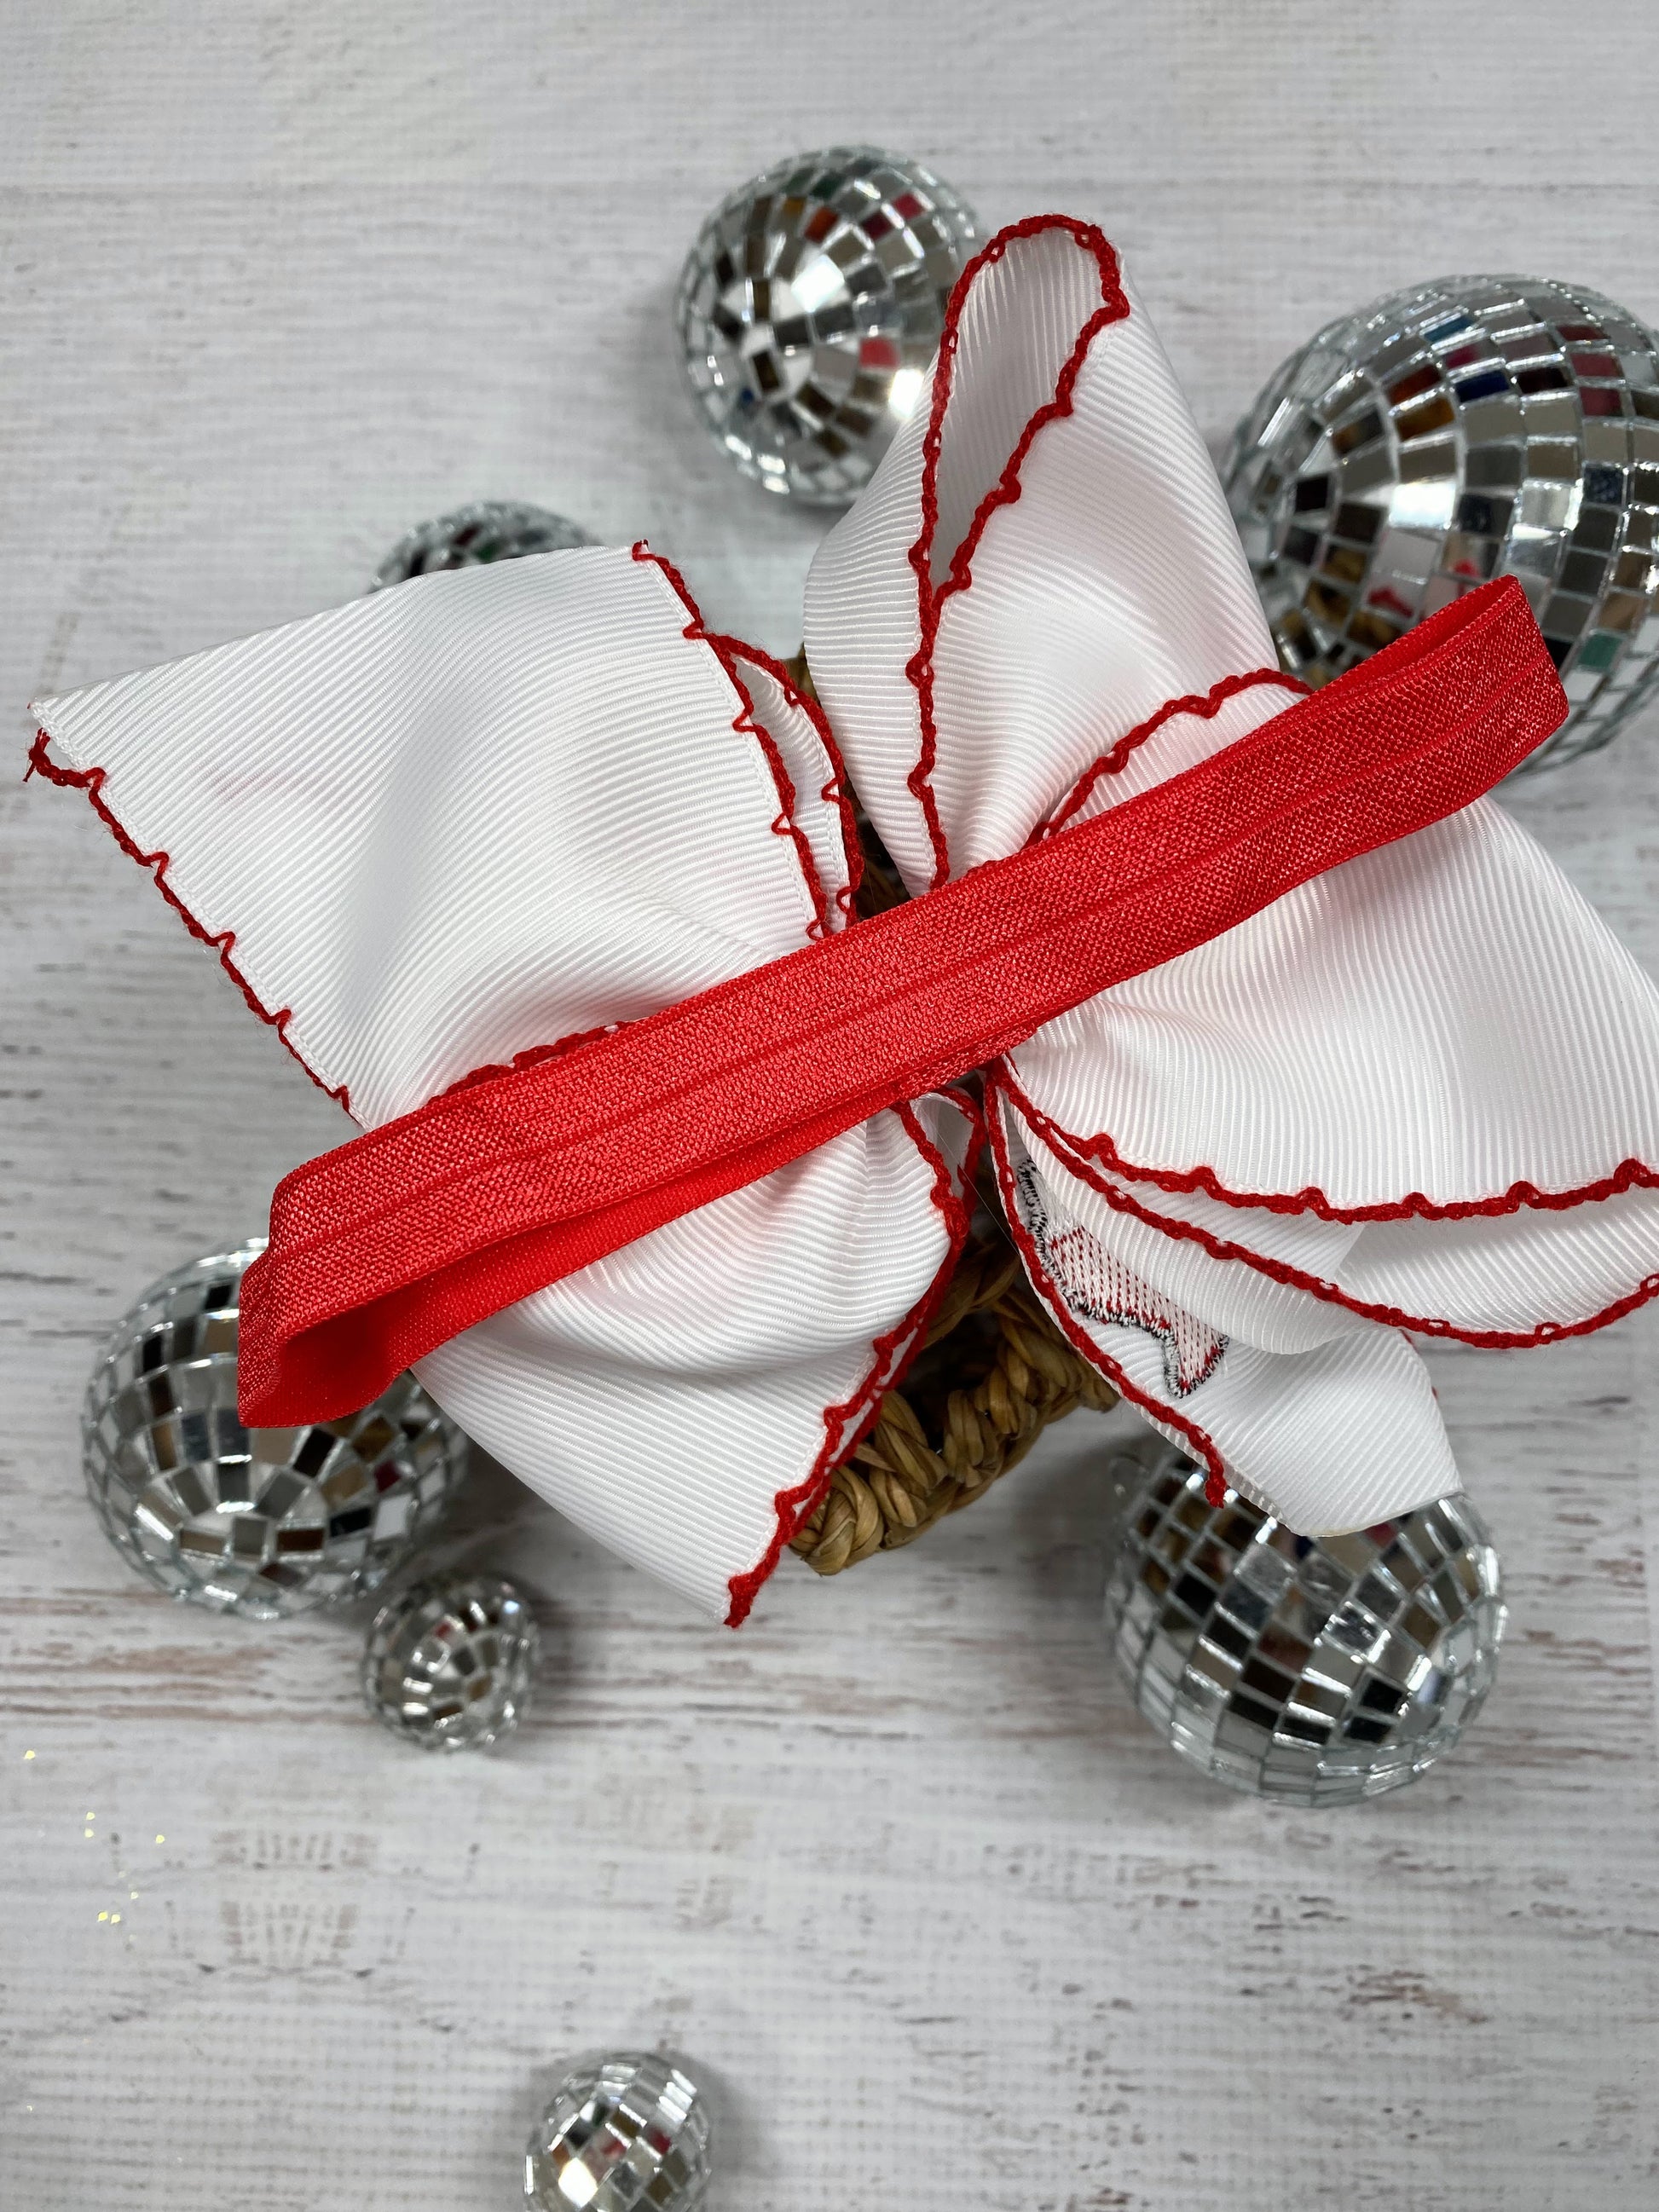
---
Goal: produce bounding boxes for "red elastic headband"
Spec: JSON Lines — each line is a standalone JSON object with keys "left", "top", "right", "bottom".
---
{"left": 237, "top": 574, "right": 1564, "bottom": 1426}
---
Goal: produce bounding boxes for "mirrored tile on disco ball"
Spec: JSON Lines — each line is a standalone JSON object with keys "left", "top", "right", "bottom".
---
{"left": 81, "top": 1242, "right": 469, "bottom": 1620}
{"left": 675, "top": 145, "right": 977, "bottom": 504}
{"left": 1106, "top": 1447, "right": 1506, "bottom": 1805}
{"left": 524, "top": 2052, "right": 710, "bottom": 2212}
{"left": 1223, "top": 276, "right": 1659, "bottom": 772}
{"left": 372, "top": 500, "right": 593, "bottom": 591}
{"left": 363, "top": 1574, "right": 538, "bottom": 1751}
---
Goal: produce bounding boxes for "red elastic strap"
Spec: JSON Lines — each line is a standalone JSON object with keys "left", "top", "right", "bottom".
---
{"left": 238, "top": 577, "right": 1565, "bottom": 1424}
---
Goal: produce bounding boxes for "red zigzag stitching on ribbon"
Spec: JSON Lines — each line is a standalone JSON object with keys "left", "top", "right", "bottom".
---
{"left": 724, "top": 1098, "right": 978, "bottom": 1626}
{"left": 26, "top": 729, "right": 352, "bottom": 1112}
{"left": 991, "top": 1075, "right": 1659, "bottom": 1352}
{"left": 997, "top": 1062, "right": 1659, "bottom": 1228}
{"left": 905, "top": 214, "right": 1132, "bottom": 891}
{"left": 635, "top": 542, "right": 847, "bottom": 940}
{"left": 702, "top": 630, "right": 865, "bottom": 923}
{"left": 1036, "top": 667, "right": 1306, "bottom": 842}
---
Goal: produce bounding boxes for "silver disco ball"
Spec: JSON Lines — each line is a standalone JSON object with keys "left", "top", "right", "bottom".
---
{"left": 524, "top": 2052, "right": 711, "bottom": 2212}
{"left": 675, "top": 144, "right": 978, "bottom": 503}
{"left": 82, "top": 1241, "right": 468, "bottom": 1619}
{"left": 1223, "top": 274, "right": 1659, "bottom": 772}
{"left": 371, "top": 500, "right": 593, "bottom": 590}
{"left": 362, "top": 1573, "right": 539, "bottom": 1752}
{"left": 1106, "top": 1447, "right": 1506, "bottom": 1805}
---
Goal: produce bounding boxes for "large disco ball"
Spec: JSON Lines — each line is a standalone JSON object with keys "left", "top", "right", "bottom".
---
{"left": 1106, "top": 1447, "right": 1506, "bottom": 1805}
{"left": 675, "top": 144, "right": 978, "bottom": 503}
{"left": 82, "top": 1241, "right": 468, "bottom": 1619}
{"left": 371, "top": 500, "right": 592, "bottom": 591}
{"left": 1224, "top": 274, "right": 1659, "bottom": 773}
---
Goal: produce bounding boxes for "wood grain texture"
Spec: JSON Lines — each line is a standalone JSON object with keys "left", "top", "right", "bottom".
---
{"left": 3, "top": 5, "right": 1658, "bottom": 2205}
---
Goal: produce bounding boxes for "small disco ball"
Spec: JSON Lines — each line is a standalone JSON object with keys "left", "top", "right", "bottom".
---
{"left": 675, "top": 144, "right": 978, "bottom": 503}
{"left": 82, "top": 1241, "right": 468, "bottom": 1620}
{"left": 1223, "top": 275, "right": 1659, "bottom": 773}
{"left": 371, "top": 500, "right": 593, "bottom": 591}
{"left": 1105, "top": 1447, "right": 1506, "bottom": 1805}
{"left": 524, "top": 2053, "right": 710, "bottom": 2212}
{"left": 362, "top": 1573, "right": 539, "bottom": 1751}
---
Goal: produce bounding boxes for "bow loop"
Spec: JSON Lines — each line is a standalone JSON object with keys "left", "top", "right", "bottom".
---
{"left": 806, "top": 217, "right": 1300, "bottom": 892}
{"left": 32, "top": 547, "right": 858, "bottom": 1129}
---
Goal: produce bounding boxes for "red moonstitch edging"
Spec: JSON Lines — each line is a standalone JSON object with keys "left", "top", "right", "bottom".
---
{"left": 985, "top": 1098, "right": 1229, "bottom": 1507}
{"left": 26, "top": 728, "right": 351, "bottom": 1112}
{"left": 635, "top": 543, "right": 847, "bottom": 940}
{"left": 991, "top": 1075, "right": 1659, "bottom": 1352}
{"left": 998, "top": 1066, "right": 1659, "bottom": 1227}
{"left": 724, "top": 1097, "right": 979, "bottom": 1626}
{"left": 905, "top": 215, "right": 1132, "bottom": 891}
{"left": 1036, "top": 667, "right": 1306, "bottom": 842}
{"left": 705, "top": 632, "right": 865, "bottom": 921}
{"left": 435, "top": 1022, "right": 627, "bottom": 1101}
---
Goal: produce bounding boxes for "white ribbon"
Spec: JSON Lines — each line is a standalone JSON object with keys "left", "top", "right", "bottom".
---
{"left": 32, "top": 219, "right": 1659, "bottom": 1619}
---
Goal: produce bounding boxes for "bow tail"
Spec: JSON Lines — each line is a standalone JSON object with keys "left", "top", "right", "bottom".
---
{"left": 990, "top": 1094, "right": 1460, "bottom": 1533}
{"left": 419, "top": 1096, "right": 974, "bottom": 1624}
{"left": 991, "top": 793, "right": 1659, "bottom": 1533}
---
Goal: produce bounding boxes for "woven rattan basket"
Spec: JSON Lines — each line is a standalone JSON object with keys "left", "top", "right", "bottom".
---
{"left": 789, "top": 1202, "right": 1119, "bottom": 1575}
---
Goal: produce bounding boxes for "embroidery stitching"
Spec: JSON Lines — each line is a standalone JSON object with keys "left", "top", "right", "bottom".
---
{"left": 1011, "top": 1153, "right": 1227, "bottom": 1397}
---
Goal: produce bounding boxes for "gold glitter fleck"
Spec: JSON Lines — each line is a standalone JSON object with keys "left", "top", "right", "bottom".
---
{"left": 97, "top": 1911, "right": 109, "bottom": 1922}
{"left": 22, "top": 1750, "right": 35, "bottom": 1761}
{"left": 154, "top": 1834, "right": 165, "bottom": 1845}
{"left": 111, "top": 1913, "right": 122, "bottom": 1925}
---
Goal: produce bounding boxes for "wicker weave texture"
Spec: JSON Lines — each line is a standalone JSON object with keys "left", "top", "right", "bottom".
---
{"left": 790, "top": 1228, "right": 1119, "bottom": 1574}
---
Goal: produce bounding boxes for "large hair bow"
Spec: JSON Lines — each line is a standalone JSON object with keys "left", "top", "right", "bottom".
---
{"left": 32, "top": 217, "right": 1659, "bottom": 1622}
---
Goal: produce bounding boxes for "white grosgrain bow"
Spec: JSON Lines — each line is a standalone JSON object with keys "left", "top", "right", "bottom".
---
{"left": 31, "top": 217, "right": 1659, "bottom": 1623}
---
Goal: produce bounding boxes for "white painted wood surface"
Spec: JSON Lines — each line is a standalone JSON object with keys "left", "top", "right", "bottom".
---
{"left": 3, "top": 6, "right": 1658, "bottom": 2204}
